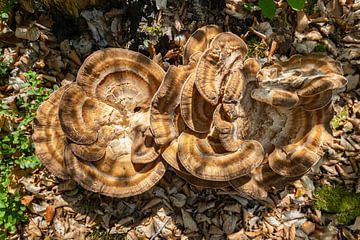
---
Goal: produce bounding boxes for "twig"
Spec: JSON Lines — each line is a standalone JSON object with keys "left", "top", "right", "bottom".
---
{"left": 150, "top": 217, "right": 170, "bottom": 240}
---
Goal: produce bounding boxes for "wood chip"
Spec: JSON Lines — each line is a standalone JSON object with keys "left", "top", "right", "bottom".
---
{"left": 181, "top": 209, "right": 198, "bottom": 232}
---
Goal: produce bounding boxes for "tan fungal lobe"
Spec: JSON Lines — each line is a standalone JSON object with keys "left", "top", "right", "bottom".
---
{"left": 212, "top": 104, "right": 242, "bottom": 152}
{"left": 242, "top": 58, "right": 261, "bottom": 81}
{"left": 268, "top": 106, "right": 331, "bottom": 177}
{"left": 70, "top": 143, "right": 106, "bottom": 162}
{"left": 223, "top": 67, "right": 246, "bottom": 103}
{"left": 299, "top": 90, "right": 332, "bottom": 111}
{"left": 195, "top": 32, "right": 248, "bottom": 105}
{"left": 59, "top": 85, "right": 100, "bottom": 144}
{"left": 183, "top": 25, "right": 222, "bottom": 64}
{"left": 251, "top": 88, "right": 299, "bottom": 108}
{"left": 65, "top": 145, "right": 166, "bottom": 197}
{"left": 180, "top": 73, "right": 215, "bottom": 133}
{"left": 178, "top": 131, "right": 264, "bottom": 181}
{"left": 150, "top": 65, "right": 194, "bottom": 146}
{"left": 131, "top": 127, "right": 160, "bottom": 164}
{"left": 77, "top": 48, "right": 163, "bottom": 101}
{"left": 297, "top": 73, "right": 347, "bottom": 97}
{"left": 32, "top": 85, "right": 71, "bottom": 179}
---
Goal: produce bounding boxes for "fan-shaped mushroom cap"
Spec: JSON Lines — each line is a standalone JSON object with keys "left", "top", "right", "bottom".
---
{"left": 183, "top": 25, "right": 222, "bottom": 65}
{"left": 131, "top": 126, "right": 160, "bottom": 164}
{"left": 251, "top": 88, "right": 299, "bottom": 108}
{"left": 296, "top": 73, "right": 347, "bottom": 97}
{"left": 69, "top": 142, "right": 106, "bottom": 162}
{"left": 223, "top": 67, "right": 246, "bottom": 104}
{"left": 268, "top": 105, "right": 333, "bottom": 177}
{"left": 65, "top": 145, "right": 166, "bottom": 197}
{"left": 33, "top": 85, "right": 71, "bottom": 179}
{"left": 162, "top": 140, "right": 229, "bottom": 188}
{"left": 177, "top": 131, "right": 264, "bottom": 181}
{"left": 150, "top": 64, "right": 195, "bottom": 146}
{"left": 34, "top": 48, "right": 167, "bottom": 198}
{"left": 242, "top": 58, "right": 261, "bottom": 81}
{"left": 76, "top": 48, "right": 164, "bottom": 107}
{"left": 180, "top": 73, "right": 216, "bottom": 133}
{"left": 212, "top": 104, "right": 242, "bottom": 152}
{"left": 256, "top": 55, "right": 347, "bottom": 94}
{"left": 195, "top": 32, "right": 248, "bottom": 105}
{"left": 59, "top": 84, "right": 116, "bottom": 145}
{"left": 230, "top": 164, "right": 300, "bottom": 200}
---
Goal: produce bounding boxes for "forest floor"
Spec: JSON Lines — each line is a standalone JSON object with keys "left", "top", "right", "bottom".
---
{"left": 0, "top": 0, "right": 359, "bottom": 239}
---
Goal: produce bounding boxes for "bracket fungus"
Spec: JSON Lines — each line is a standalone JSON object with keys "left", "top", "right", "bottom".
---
{"left": 34, "top": 27, "right": 347, "bottom": 201}
{"left": 34, "top": 48, "right": 166, "bottom": 197}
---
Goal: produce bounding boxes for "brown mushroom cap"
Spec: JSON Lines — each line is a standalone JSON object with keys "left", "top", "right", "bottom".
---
{"left": 59, "top": 84, "right": 115, "bottom": 145}
{"left": 162, "top": 139, "right": 229, "bottom": 188}
{"left": 62, "top": 49, "right": 166, "bottom": 197}
{"left": 33, "top": 85, "right": 71, "bottom": 179}
{"left": 69, "top": 142, "right": 106, "bottom": 162}
{"left": 77, "top": 48, "right": 164, "bottom": 106}
{"left": 183, "top": 25, "right": 222, "bottom": 65}
{"left": 194, "top": 32, "right": 248, "bottom": 106}
{"left": 251, "top": 88, "right": 300, "bottom": 108}
{"left": 177, "top": 131, "right": 264, "bottom": 181}
{"left": 268, "top": 105, "right": 333, "bottom": 177}
{"left": 296, "top": 73, "right": 347, "bottom": 97}
{"left": 150, "top": 64, "right": 195, "bottom": 146}
{"left": 65, "top": 145, "right": 166, "bottom": 197}
{"left": 222, "top": 67, "right": 246, "bottom": 104}
{"left": 242, "top": 58, "right": 261, "bottom": 81}
{"left": 131, "top": 126, "right": 160, "bottom": 164}
{"left": 299, "top": 90, "right": 333, "bottom": 111}
{"left": 180, "top": 73, "right": 215, "bottom": 133}
{"left": 34, "top": 48, "right": 167, "bottom": 198}
{"left": 230, "top": 164, "right": 300, "bottom": 200}
{"left": 256, "top": 55, "right": 347, "bottom": 93}
{"left": 212, "top": 104, "right": 243, "bottom": 152}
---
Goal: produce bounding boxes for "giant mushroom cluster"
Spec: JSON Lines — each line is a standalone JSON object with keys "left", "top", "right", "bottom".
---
{"left": 33, "top": 25, "right": 347, "bottom": 201}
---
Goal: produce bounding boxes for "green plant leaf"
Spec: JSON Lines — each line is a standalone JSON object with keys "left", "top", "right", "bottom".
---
{"left": 287, "top": 0, "right": 306, "bottom": 10}
{"left": 258, "top": 0, "right": 276, "bottom": 18}
{"left": 243, "top": 3, "right": 256, "bottom": 11}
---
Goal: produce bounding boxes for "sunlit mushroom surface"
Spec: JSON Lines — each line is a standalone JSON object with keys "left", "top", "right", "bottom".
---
{"left": 33, "top": 27, "right": 347, "bottom": 201}
{"left": 33, "top": 48, "right": 166, "bottom": 197}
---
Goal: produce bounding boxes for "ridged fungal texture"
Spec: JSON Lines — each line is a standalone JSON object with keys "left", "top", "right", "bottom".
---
{"left": 33, "top": 26, "right": 347, "bottom": 201}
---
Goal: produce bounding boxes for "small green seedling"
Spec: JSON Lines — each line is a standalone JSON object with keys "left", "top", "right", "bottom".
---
{"left": 330, "top": 106, "right": 349, "bottom": 130}
{"left": 257, "top": 0, "right": 306, "bottom": 19}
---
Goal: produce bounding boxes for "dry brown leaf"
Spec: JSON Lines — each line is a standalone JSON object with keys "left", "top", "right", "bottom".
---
{"left": 289, "top": 224, "right": 296, "bottom": 240}
{"left": 68, "top": 50, "right": 82, "bottom": 65}
{"left": 45, "top": 205, "right": 56, "bottom": 224}
{"left": 174, "top": 12, "right": 183, "bottom": 32}
{"left": 296, "top": 11, "right": 309, "bottom": 33}
{"left": 301, "top": 221, "right": 316, "bottom": 235}
{"left": 181, "top": 209, "right": 198, "bottom": 232}
{"left": 15, "top": 26, "right": 40, "bottom": 41}
{"left": 20, "top": 195, "right": 35, "bottom": 206}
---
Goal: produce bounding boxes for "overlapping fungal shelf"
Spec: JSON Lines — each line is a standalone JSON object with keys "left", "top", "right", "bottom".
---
{"left": 33, "top": 25, "right": 347, "bottom": 200}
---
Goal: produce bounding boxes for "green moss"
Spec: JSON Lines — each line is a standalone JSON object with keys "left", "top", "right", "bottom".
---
{"left": 330, "top": 106, "right": 349, "bottom": 130}
{"left": 89, "top": 229, "right": 126, "bottom": 240}
{"left": 246, "top": 36, "right": 267, "bottom": 58}
{"left": 0, "top": 0, "right": 17, "bottom": 21}
{"left": 314, "top": 185, "right": 360, "bottom": 225}
{"left": 304, "top": 0, "right": 319, "bottom": 15}
{"left": 314, "top": 43, "right": 326, "bottom": 53}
